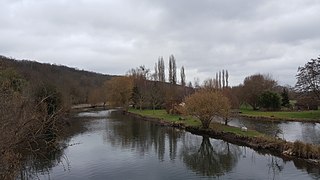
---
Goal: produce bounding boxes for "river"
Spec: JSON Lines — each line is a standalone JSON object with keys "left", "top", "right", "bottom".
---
{"left": 228, "top": 117, "right": 320, "bottom": 144}
{"left": 20, "top": 110, "right": 320, "bottom": 180}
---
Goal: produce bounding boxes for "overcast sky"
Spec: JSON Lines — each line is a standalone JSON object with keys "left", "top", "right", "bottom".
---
{"left": 1, "top": 0, "right": 320, "bottom": 86}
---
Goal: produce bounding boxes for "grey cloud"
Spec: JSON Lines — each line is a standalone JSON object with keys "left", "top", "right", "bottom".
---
{"left": 1, "top": 0, "right": 320, "bottom": 86}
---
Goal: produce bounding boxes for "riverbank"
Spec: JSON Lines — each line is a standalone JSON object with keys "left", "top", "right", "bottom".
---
{"left": 239, "top": 108, "right": 320, "bottom": 123}
{"left": 126, "top": 109, "right": 320, "bottom": 165}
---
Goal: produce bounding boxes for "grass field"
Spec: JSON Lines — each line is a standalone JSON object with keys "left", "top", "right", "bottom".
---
{"left": 128, "top": 108, "right": 263, "bottom": 137}
{"left": 129, "top": 109, "right": 201, "bottom": 126}
{"left": 240, "top": 108, "right": 320, "bottom": 120}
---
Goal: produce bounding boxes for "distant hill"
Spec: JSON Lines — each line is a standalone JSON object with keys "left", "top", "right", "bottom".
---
{"left": 0, "top": 55, "right": 114, "bottom": 105}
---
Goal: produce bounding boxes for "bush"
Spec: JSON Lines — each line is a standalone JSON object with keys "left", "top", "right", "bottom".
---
{"left": 258, "top": 91, "right": 281, "bottom": 111}
{"left": 34, "top": 84, "right": 62, "bottom": 115}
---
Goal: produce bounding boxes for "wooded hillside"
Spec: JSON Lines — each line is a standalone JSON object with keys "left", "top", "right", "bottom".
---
{"left": 0, "top": 55, "right": 113, "bottom": 105}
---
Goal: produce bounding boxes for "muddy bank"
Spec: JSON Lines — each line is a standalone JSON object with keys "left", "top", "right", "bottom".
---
{"left": 125, "top": 111, "right": 320, "bottom": 166}
{"left": 238, "top": 114, "right": 320, "bottom": 123}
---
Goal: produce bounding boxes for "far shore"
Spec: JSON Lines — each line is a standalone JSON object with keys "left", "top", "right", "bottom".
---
{"left": 237, "top": 108, "right": 320, "bottom": 123}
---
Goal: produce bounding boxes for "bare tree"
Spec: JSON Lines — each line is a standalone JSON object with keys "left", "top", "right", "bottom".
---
{"left": 106, "top": 76, "right": 133, "bottom": 110}
{"left": 168, "top": 55, "right": 177, "bottom": 84}
{"left": 219, "top": 71, "right": 222, "bottom": 89}
{"left": 158, "top": 57, "right": 165, "bottom": 82}
{"left": 172, "top": 55, "right": 177, "bottom": 84}
{"left": 127, "top": 65, "right": 150, "bottom": 80}
{"left": 216, "top": 73, "right": 219, "bottom": 89}
{"left": 153, "top": 62, "right": 158, "bottom": 81}
{"left": 242, "top": 74, "right": 277, "bottom": 110}
{"left": 222, "top": 70, "right": 225, "bottom": 88}
{"left": 295, "top": 57, "right": 320, "bottom": 100}
{"left": 169, "top": 57, "right": 173, "bottom": 84}
{"left": 203, "top": 78, "right": 218, "bottom": 91}
{"left": 226, "top": 70, "right": 229, "bottom": 87}
{"left": 180, "top": 66, "right": 186, "bottom": 86}
{"left": 184, "top": 90, "right": 231, "bottom": 128}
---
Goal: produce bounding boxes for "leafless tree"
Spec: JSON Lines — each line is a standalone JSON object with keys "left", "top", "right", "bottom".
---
{"left": 295, "top": 57, "right": 320, "bottom": 100}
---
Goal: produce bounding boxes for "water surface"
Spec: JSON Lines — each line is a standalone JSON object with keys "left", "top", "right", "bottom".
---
{"left": 228, "top": 117, "right": 320, "bottom": 144}
{"left": 28, "top": 110, "right": 320, "bottom": 180}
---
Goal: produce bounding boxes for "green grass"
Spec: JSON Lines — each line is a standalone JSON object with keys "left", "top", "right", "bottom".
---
{"left": 129, "top": 109, "right": 201, "bottom": 127}
{"left": 211, "top": 122, "right": 263, "bottom": 137}
{"left": 129, "top": 108, "right": 264, "bottom": 138}
{"left": 240, "top": 108, "right": 320, "bottom": 120}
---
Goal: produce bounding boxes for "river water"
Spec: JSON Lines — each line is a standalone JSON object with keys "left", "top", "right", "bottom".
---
{"left": 228, "top": 117, "right": 320, "bottom": 144}
{"left": 26, "top": 110, "right": 320, "bottom": 180}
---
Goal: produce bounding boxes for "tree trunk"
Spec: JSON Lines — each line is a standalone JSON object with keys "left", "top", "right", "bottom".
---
{"left": 201, "top": 119, "right": 211, "bottom": 129}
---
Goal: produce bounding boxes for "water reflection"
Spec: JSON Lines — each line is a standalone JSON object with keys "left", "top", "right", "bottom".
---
{"left": 17, "top": 144, "right": 69, "bottom": 180}
{"left": 17, "top": 110, "right": 320, "bottom": 180}
{"left": 180, "top": 136, "right": 240, "bottom": 177}
{"left": 3, "top": 113, "right": 89, "bottom": 180}
{"left": 229, "top": 117, "right": 320, "bottom": 144}
{"left": 104, "top": 111, "right": 183, "bottom": 161}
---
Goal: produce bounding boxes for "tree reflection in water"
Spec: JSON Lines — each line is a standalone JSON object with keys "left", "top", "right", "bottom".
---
{"left": 267, "top": 156, "right": 284, "bottom": 180}
{"left": 0, "top": 114, "right": 89, "bottom": 180}
{"left": 104, "top": 111, "right": 183, "bottom": 161}
{"left": 180, "top": 136, "right": 241, "bottom": 177}
{"left": 17, "top": 144, "right": 70, "bottom": 180}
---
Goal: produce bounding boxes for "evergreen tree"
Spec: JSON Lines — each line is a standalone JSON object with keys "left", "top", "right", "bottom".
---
{"left": 258, "top": 91, "right": 281, "bottom": 111}
{"left": 281, "top": 88, "right": 290, "bottom": 107}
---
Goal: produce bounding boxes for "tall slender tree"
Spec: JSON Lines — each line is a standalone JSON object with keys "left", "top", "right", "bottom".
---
{"left": 158, "top": 56, "right": 165, "bottom": 82}
{"left": 169, "top": 57, "right": 173, "bottom": 84}
{"left": 168, "top": 55, "right": 177, "bottom": 84}
{"left": 222, "top": 70, "right": 225, "bottom": 88}
{"left": 216, "top": 73, "right": 219, "bottom": 89}
{"left": 219, "top": 71, "right": 222, "bottom": 89}
{"left": 154, "top": 62, "right": 158, "bottom": 81}
{"left": 226, "top": 70, "right": 229, "bottom": 87}
{"left": 172, "top": 56, "right": 177, "bottom": 84}
{"left": 180, "top": 66, "right": 186, "bottom": 86}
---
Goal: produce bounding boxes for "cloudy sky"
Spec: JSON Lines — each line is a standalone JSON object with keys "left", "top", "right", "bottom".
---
{"left": 1, "top": 0, "right": 320, "bottom": 86}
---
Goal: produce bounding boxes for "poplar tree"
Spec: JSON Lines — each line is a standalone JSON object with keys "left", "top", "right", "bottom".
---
{"left": 226, "top": 70, "right": 229, "bottom": 87}
{"left": 172, "top": 55, "right": 177, "bottom": 84}
{"left": 169, "top": 57, "right": 173, "bottom": 84}
{"left": 222, "top": 70, "right": 225, "bottom": 88}
{"left": 154, "top": 62, "right": 158, "bottom": 81}
{"left": 168, "top": 54, "right": 177, "bottom": 84}
{"left": 180, "top": 66, "right": 186, "bottom": 86}
{"left": 219, "top": 71, "right": 222, "bottom": 89}
{"left": 158, "top": 56, "right": 165, "bottom": 82}
{"left": 216, "top": 73, "right": 219, "bottom": 89}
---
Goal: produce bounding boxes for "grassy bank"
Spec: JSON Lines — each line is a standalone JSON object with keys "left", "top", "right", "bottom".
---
{"left": 127, "top": 108, "right": 320, "bottom": 163}
{"left": 240, "top": 108, "right": 320, "bottom": 121}
{"left": 128, "top": 109, "right": 263, "bottom": 138}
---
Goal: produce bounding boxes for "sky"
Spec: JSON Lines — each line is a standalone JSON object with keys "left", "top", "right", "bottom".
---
{"left": 1, "top": 0, "right": 320, "bottom": 86}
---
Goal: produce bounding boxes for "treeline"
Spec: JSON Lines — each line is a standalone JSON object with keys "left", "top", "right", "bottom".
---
{"left": 107, "top": 55, "right": 193, "bottom": 113}
{"left": 0, "top": 55, "right": 113, "bottom": 106}
{"left": 106, "top": 57, "right": 303, "bottom": 113}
